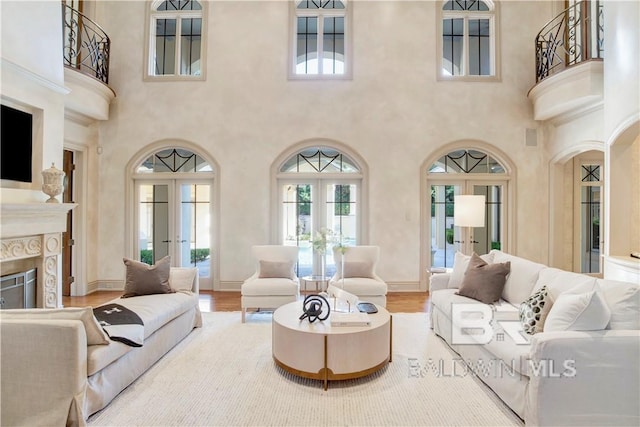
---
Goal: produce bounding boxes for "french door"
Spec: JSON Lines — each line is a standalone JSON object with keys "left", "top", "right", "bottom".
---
{"left": 430, "top": 181, "right": 505, "bottom": 268}
{"left": 280, "top": 179, "right": 359, "bottom": 277}
{"left": 135, "top": 179, "right": 212, "bottom": 288}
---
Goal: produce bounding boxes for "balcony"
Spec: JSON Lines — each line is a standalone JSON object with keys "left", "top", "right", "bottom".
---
{"left": 528, "top": 1, "right": 604, "bottom": 121}
{"left": 62, "top": 4, "right": 115, "bottom": 122}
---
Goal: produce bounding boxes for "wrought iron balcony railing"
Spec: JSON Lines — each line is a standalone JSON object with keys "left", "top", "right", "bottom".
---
{"left": 535, "top": 1, "right": 604, "bottom": 83}
{"left": 62, "top": 3, "right": 110, "bottom": 84}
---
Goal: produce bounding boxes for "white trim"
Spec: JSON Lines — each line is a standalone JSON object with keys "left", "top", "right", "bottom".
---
{"left": 1, "top": 58, "right": 70, "bottom": 95}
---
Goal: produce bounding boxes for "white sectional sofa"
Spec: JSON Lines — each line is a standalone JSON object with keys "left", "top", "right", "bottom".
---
{"left": 430, "top": 250, "right": 640, "bottom": 426}
{"left": 0, "top": 267, "right": 201, "bottom": 427}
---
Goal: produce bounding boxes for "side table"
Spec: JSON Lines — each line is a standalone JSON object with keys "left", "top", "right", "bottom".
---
{"left": 301, "top": 275, "right": 331, "bottom": 292}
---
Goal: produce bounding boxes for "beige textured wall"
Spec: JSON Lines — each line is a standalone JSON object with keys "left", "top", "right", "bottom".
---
{"left": 91, "top": 1, "right": 554, "bottom": 287}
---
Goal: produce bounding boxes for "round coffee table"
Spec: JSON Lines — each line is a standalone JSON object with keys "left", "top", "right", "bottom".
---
{"left": 272, "top": 301, "right": 392, "bottom": 390}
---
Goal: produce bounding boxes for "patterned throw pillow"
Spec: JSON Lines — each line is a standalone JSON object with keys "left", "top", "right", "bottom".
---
{"left": 519, "top": 285, "right": 548, "bottom": 335}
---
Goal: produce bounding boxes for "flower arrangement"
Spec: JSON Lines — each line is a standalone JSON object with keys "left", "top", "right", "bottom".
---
{"left": 312, "top": 227, "right": 334, "bottom": 255}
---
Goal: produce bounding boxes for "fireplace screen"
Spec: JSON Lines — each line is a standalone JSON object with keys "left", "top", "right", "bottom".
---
{"left": 0, "top": 269, "right": 36, "bottom": 309}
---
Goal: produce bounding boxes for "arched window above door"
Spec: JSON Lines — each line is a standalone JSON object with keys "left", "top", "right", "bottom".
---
{"left": 429, "top": 149, "right": 505, "bottom": 174}
{"left": 136, "top": 148, "right": 213, "bottom": 173}
{"left": 280, "top": 147, "right": 359, "bottom": 174}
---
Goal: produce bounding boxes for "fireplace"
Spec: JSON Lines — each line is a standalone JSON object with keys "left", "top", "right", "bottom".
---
{"left": 0, "top": 203, "right": 76, "bottom": 308}
{"left": 0, "top": 268, "right": 36, "bottom": 309}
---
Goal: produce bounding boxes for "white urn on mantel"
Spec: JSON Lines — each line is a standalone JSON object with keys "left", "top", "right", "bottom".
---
{"left": 41, "top": 163, "right": 65, "bottom": 203}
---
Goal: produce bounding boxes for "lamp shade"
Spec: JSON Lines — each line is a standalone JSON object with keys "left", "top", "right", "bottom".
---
{"left": 454, "top": 195, "right": 486, "bottom": 227}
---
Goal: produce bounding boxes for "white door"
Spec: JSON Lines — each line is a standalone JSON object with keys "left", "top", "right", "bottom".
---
{"left": 280, "top": 179, "right": 359, "bottom": 277}
{"left": 136, "top": 180, "right": 212, "bottom": 288}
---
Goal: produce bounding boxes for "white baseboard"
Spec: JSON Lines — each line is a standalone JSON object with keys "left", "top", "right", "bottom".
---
{"left": 95, "top": 280, "right": 125, "bottom": 292}
{"left": 218, "top": 281, "right": 242, "bottom": 291}
{"left": 386, "top": 281, "right": 423, "bottom": 292}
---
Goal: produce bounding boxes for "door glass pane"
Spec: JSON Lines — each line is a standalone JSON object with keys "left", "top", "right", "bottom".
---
{"left": 581, "top": 186, "right": 600, "bottom": 273}
{"left": 180, "top": 184, "right": 210, "bottom": 277}
{"left": 283, "top": 184, "right": 312, "bottom": 276}
{"left": 139, "top": 184, "right": 169, "bottom": 264}
{"left": 472, "top": 185, "right": 502, "bottom": 255}
{"left": 325, "top": 184, "right": 357, "bottom": 276}
{"left": 431, "top": 185, "right": 460, "bottom": 268}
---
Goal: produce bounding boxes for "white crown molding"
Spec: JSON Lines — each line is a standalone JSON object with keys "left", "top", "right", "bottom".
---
{"left": 1, "top": 58, "right": 70, "bottom": 95}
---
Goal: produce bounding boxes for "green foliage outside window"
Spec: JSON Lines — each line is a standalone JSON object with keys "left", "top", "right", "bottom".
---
{"left": 139, "top": 248, "right": 210, "bottom": 265}
{"left": 334, "top": 185, "right": 350, "bottom": 216}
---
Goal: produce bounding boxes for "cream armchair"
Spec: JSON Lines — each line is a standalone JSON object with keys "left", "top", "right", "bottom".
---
{"left": 241, "top": 245, "right": 300, "bottom": 322}
{"left": 329, "top": 245, "right": 387, "bottom": 307}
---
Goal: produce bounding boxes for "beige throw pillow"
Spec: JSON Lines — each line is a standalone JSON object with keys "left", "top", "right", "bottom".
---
{"left": 1, "top": 307, "right": 110, "bottom": 345}
{"left": 456, "top": 253, "right": 511, "bottom": 304}
{"left": 169, "top": 267, "right": 197, "bottom": 291}
{"left": 259, "top": 260, "right": 294, "bottom": 278}
{"left": 342, "top": 261, "right": 374, "bottom": 278}
{"left": 122, "top": 256, "right": 174, "bottom": 298}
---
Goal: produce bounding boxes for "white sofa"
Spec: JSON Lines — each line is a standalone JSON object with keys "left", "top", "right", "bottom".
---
{"left": 0, "top": 267, "right": 201, "bottom": 427}
{"left": 430, "top": 250, "right": 640, "bottom": 426}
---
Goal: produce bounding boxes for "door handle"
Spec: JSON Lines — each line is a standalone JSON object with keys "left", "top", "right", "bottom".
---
{"left": 162, "top": 240, "right": 172, "bottom": 243}
{"left": 179, "top": 240, "right": 187, "bottom": 243}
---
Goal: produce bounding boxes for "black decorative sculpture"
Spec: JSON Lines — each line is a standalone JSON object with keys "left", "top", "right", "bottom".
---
{"left": 299, "top": 294, "right": 330, "bottom": 323}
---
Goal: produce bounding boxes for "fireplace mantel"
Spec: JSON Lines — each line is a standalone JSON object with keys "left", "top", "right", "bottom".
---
{"left": 1, "top": 203, "right": 76, "bottom": 308}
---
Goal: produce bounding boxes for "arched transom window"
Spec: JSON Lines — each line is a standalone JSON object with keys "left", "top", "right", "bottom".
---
{"left": 137, "top": 148, "right": 212, "bottom": 173}
{"left": 280, "top": 147, "right": 359, "bottom": 173}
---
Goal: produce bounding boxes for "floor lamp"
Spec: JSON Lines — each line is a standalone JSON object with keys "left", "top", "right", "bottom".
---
{"left": 454, "top": 195, "right": 486, "bottom": 255}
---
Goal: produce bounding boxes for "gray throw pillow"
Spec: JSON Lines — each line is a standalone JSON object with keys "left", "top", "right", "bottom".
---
{"left": 259, "top": 260, "right": 294, "bottom": 278}
{"left": 519, "top": 285, "right": 548, "bottom": 334}
{"left": 456, "top": 253, "right": 511, "bottom": 304}
{"left": 342, "top": 261, "right": 374, "bottom": 278}
{"left": 122, "top": 256, "right": 174, "bottom": 298}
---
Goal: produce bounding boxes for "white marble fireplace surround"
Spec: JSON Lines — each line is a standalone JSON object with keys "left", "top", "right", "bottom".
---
{"left": 0, "top": 203, "right": 75, "bottom": 308}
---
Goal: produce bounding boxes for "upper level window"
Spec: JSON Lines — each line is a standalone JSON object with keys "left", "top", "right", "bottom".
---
{"left": 291, "top": 1, "right": 351, "bottom": 79}
{"left": 440, "top": 0, "right": 497, "bottom": 79}
{"left": 147, "top": 0, "right": 204, "bottom": 79}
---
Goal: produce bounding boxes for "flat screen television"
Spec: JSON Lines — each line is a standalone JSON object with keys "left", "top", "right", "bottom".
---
{"left": 1, "top": 104, "right": 33, "bottom": 183}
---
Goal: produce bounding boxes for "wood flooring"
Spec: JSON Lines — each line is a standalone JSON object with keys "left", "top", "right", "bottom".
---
{"left": 63, "top": 291, "right": 430, "bottom": 313}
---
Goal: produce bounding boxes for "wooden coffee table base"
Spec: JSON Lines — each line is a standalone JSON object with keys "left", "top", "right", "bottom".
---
{"left": 272, "top": 302, "right": 392, "bottom": 390}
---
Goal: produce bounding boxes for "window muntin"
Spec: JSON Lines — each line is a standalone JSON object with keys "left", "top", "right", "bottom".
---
{"left": 280, "top": 148, "right": 359, "bottom": 173}
{"left": 149, "top": 0, "right": 203, "bottom": 78}
{"left": 137, "top": 148, "right": 212, "bottom": 173}
{"left": 429, "top": 149, "right": 505, "bottom": 174}
{"left": 441, "top": 0, "right": 495, "bottom": 78}
{"left": 293, "top": 0, "right": 348, "bottom": 77}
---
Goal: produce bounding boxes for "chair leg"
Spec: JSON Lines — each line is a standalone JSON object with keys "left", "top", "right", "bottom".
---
{"left": 242, "top": 308, "right": 246, "bottom": 323}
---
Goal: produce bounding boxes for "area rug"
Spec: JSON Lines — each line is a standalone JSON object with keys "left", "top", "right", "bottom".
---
{"left": 88, "top": 312, "right": 523, "bottom": 426}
